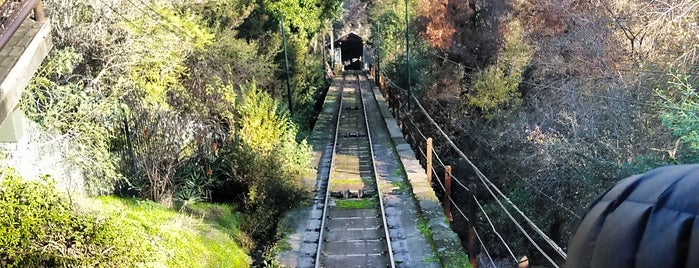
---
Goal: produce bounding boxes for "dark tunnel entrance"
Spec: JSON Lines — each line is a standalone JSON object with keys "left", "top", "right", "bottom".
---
{"left": 337, "top": 33, "right": 364, "bottom": 70}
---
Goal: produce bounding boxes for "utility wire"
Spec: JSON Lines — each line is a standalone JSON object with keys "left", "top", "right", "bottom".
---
{"left": 99, "top": 0, "right": 148, "bottom": 32}
{"left": 406, "top": 115, "right": 428, "bottom": 141}
{"left": 427, "top": 149, "right": 503, "bottom": 265}
{"left": 383, "top": 72, "right": 569, "bottom": 265}
{"left": 428, "top": 157, "right": 503, "bottom": 268}
{"left": 429, "top": 51, "right": 477, "bottom": 71}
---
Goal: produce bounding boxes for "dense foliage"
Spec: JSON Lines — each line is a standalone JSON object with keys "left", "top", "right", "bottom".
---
{"left": 372, "top": 0, "right": 699, "bottom": 264}
{"left": 16, "top": 0, "right": 340, "bottom": 264}
{"left": 0, "top": 171, "right": 150, "bottom": 267}
{"left": 658, "top": 75, "right": 699, "bottom": 163}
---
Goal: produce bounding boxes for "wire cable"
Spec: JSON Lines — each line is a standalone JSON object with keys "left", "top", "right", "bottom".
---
{"left": 406, "top": 115, "right": 428, "bottom": 141}
{"left": 409, "top": 92, "right": 568, "bottom": 260}
{"left": 385, "top": 73, "right": 567, "bottom": 260}
{"left": 99, "top": 0, "right": 147, "bottom": 32}
{"left": 429, "top": 51, "right": 478, "bottom": 71}
{"left": 472, "top": 195, "right": 518, "bottom": 263}
{"left": 475, "top": 175, "right": 560, "bottom": 267}
{"left": 451, "top": 173, "right": 470, "bottom": 192}
{"left": 521, "top": 178, "right": 581, "bottom": 220}
{"left": 449, "top": 196, "right": 496, "bottom": 268}
{"left": 384, "top": 71, "right": 567, "bottom": 263}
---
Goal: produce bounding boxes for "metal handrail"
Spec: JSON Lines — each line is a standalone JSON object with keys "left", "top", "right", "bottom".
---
{"left": 0, "top": 0, "right": 44, "bottom": 51}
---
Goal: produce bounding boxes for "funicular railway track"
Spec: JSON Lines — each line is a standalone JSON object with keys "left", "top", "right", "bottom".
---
{"left": 314, "top": 71, "right": 395, "bottom": 268}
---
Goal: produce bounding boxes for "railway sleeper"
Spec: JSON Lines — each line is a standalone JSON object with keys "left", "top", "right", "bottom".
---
{"left": 330, "top": 189, "right": 375, "bottom": 199}
{"left": 343, "top": 131, "right": 365, "bottom": 137}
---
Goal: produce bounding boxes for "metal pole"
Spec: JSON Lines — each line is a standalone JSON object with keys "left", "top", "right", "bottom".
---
{"left": 330, "top": 29, "right": 335, "bottom": 68}
{"left": 376, "top": 22, "right": 381, "bottom": 83}
{"left": 281, "top": 14, "right": 293, "bottom": 117}
{"left": 404, "top": 0, "right": 411, "bottom": 107}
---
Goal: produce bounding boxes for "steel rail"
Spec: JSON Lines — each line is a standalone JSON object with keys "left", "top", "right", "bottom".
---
{"left": 358, "top": 72, "right": 396, "bottom": 267}
{"left": 314, "top": 74, "right": 346, "bottom": 268}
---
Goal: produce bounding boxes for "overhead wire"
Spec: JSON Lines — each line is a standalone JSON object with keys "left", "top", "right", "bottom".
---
{"left": 99, "top": 0, "right": 148, "bottom": 32}
{"left": 374, "top": 72, "right": 492, "bottom": 265}
{"left": 475, "top": 168, "right": 561, "bottom": 267}
{"left": 379, "top": 28, "right": 698, "bottom": 264}
{"left": 428, "top": 155, "right": 506, "bottom": 268}
{"left": 429, "top": 51, "right": 477, "bottom": 72}
{"left": 421, "top": 52, "right": 643, "bottom": 221}
{"left": 132, "top": 0, "right": 193, "bottom": 38}
{"left": 520, "top": 80, "right": 693, "bottom": 113}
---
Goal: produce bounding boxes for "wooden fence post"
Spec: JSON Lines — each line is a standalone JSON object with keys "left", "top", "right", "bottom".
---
{"left": 34, "top": 1, "right": 46, "bottom": 22}
{"left": 445, "top": 165, "right": 452, "bottom": 221}
{"left": 468, "top": 226, "right": 477, "bottom": 267}
{"left": 426, "top": 138, "right": 433, "bottom": 184}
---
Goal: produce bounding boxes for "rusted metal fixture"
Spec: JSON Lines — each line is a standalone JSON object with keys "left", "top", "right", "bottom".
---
{"left": 0, "top": 0, "right": 42, "bottom": 51}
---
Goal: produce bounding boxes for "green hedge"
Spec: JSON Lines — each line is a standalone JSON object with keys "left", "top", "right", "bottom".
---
{"left": 0, "top": 171, "right": 151, "bottom": 267}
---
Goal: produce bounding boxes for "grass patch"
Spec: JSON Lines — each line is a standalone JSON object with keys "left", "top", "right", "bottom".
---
{"left": 417, "top": 214, "right": 431, "bottom": 238}
{"left": 331, "top": 178, "right": 364, "bottom": 186}
{"left": 424, "top": 256, "right": 438, "bottom": 263}
{"left": 390, "top": 180, "right": 410, "bottom": 193}
{"left": 335, "top": 198, "right": 377, "bottom": 209}
{"left": 96, "top": 196, "right": 252, "bottom": 267}
{"left": 393, "top": 166, "right": 406, "bottom": 177}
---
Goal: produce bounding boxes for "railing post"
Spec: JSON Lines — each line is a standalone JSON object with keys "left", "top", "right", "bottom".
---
{"left": 34, "top": 0, "right": 45, "bottom": 22}
{"left": 467, "top": 184, "right": 479, "bottom": 267}
{"left": 445, "top": 165, "right": 452, "bottom": 221}
{"left": 468, "top": 226, "right": 477, "bottom": 267}
{"left": 426, "top": 138, "right": 433, "bottom": 184}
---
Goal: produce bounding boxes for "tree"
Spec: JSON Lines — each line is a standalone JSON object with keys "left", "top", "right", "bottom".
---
{"left": 658, "top": 75, "right": 699, "bottom": 162}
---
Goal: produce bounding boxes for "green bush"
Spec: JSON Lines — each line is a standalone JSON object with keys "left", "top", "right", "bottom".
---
{"left": 21, "top": 48, "right": 124, "bottom": 195}
{"left": 465, "top": 21, "right": 532, "bottom": 113}
{"left": 0, "top": 171, "right": 151, "bottom": 267}
{"left": 222, "top": 83, "right": 311, "bottom": 238}
{"left": 659, "top": 75, "right": 699, "bottom": 162}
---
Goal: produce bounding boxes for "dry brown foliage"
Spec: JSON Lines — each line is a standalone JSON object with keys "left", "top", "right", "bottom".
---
{"left": 403, "top": 0, "right": 697, "bottom": 263}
